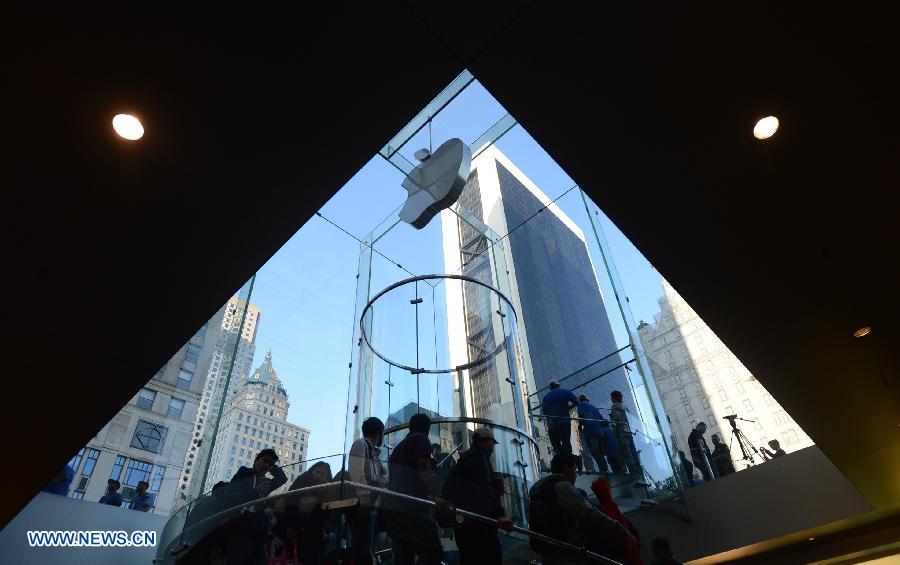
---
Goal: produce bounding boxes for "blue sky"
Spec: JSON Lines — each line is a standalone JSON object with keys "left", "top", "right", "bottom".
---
{"left": 245, "top": 80, "right": 666, "bottom": 463}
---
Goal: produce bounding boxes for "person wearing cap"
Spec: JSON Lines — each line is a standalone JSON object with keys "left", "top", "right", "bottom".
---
{"left": 441, "top": 428, "right": 514, "bottom": 564}
{"left": 541, "top": 381, "right": 579, "bottom": 462}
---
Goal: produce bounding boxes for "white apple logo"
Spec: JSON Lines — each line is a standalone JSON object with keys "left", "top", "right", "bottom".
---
{"left": 399, "top": 138, "right": 472, "bottom": 229}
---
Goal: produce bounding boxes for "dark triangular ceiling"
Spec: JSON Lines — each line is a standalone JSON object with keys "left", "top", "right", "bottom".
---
{"left": 5, "top": 4, "right": 898, "bottom": 548}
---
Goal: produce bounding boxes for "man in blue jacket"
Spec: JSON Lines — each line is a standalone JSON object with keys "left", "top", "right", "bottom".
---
{"left": 576, "top": 395, "right": 615, "bottom": 473}
{"left": 541, "top": 381, "right": 579, "bottom": 462}
{"left": 128, "top": 480, "right": 154, "bottom": 512}
{"left": 98, "top": 479, "right": 123, "bottom": 506}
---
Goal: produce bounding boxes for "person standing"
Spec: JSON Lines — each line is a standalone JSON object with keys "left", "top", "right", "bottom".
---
{"left": 710, "top": 434, "right": 735, "bottom": 477}
{"left": 760, "top": 439, "right": 787, "bottom": 460}
{"left": 687, "top": 423, "right": 713, "bottom": 482}
{"left": 128, "top": 480, "right": 154, "bottom": 511}
{"left": 441, "top": 428, "right": 514, "bottom": 564}
{"left": 576, "top": 395, "right": 610, "bottom": 473}
{"left": 226, "top": 448, "right": 288, "bottom": 565}
{"left": 348, "top": 416, "right": 387, "bottom": 551}
{"left": 541, "top": 381, "right": 579, "bottom": 460}
{"left": 528, "top": 453, "right": 633, "bottom": 565}
{"left": 98, "top": 480, "right": 123, "bottom": 506}
{"left": 383, "top": 413, "right": 449, "bottom": 565}
{"left": 610, "top": 391, "right": 639, "bottom": 475}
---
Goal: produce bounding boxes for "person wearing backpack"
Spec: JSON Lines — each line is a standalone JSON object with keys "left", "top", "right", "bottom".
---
{"left": 528, "top": 453, "right": 633, "bottom": 564}
{"left": 441, "top": 428, "right": 514, "bottom": 564}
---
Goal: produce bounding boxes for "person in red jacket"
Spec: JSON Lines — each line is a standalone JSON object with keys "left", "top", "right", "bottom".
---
{"left": 590, "top": 476, "right": 644, "bottom": 565}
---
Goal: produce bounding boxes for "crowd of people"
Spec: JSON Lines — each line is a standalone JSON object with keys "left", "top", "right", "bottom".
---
{"left": 680, "top": 421, "right": 787, "bottom": 486}
{"left": 540, "top": 382, "right": 643, "bottom": 478}
{"left": 36, "top": 380, "right": 691, "bottom": 563}
{"left": 168, "top": 406, "right": 685, "bottom": 565}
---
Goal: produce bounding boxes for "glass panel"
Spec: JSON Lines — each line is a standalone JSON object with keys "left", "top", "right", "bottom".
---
{"left": 380, "top": 70, "right": 475, "bottom": 159}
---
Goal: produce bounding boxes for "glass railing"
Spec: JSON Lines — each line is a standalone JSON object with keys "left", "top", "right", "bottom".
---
{"left": 155, "top": 477, "right": 628, "bottom": 565}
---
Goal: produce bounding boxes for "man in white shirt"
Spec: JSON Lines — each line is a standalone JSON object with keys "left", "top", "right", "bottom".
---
{"left": 348, "top": 416, "right": 387, "bottom": 550}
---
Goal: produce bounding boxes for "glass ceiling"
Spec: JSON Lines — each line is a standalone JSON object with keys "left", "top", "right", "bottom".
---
{"left": 55, "top": 70, "right": 814, "bottom": 516}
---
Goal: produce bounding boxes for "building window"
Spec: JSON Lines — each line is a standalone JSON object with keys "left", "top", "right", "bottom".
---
{"left": 783, "top": 429, "right": 799, "bottom": 445}
{"left": 177, "top": 369, "right": 194, "bottom": 391}
{"left": 753, "top": 420, "right": 763, "bottom": 431}
{"left": 239, "top": 413, "right": 244, "bottom": 421}
{"left": 150, "top": 466, "right": 166, "bottom": 493}
{"left": 734, "top": 382, "right": 745, "bottom": 394}
{"left": 196, "top": 323, "right": 208, "bottom": 338}
{"left": 700, "top": 397, "right": 710, "bottom": 409}
{"left": 123, "top": 459, "right": 153, "bottom": 487}
{"left": 71, "top": 491, "right": 85, "bottom": 500}
{"left": 131, "top": 420, "right": 169, "bottom": 454}
{"left": 185, "top": 343, "right": 202, "bottom": 364}
{"left": 764, "top": 394, "right": 775, "bottom": 406}
{"left": 678, "top": 388, "right": 687, "bottom": 399}
{"left": 718, "top": 388, "right": 728, "bottom": 401}
{"left": 774, "top": 411, "right": 787, "bottom": 425}
{"left": 110, "top": 456, "right": 126, "bottom": 481}
{"left": 82, "top": 449, "right": 100, "bottom": 477}
{"left": 167, "top": 398, "right": 186, "bottom": 419}
{"left": 683, "top": 401, "right": 694, "bottom": 417}
{"left": 136, "top": 388, "right": 157, "bottom": 410}
{"left": 743, "top": 399, "right": 753, "bottom": 412}
{"left": 69, "top": 449, "right": 85, "bottom": 474}
{"left": 153, "top": 364, "right": 167, "bottom": 380}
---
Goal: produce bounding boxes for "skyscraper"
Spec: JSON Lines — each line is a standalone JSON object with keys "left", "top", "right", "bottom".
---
{"left": 203, "top": 349, "right": 310, "bottom": 492}
{"left": 441, "top": 148, "right": 638, "bottom": 444}
{"left": 638, "top": 280, "right": 813, "bottom": 472}
{"left": 176, "top": 296, "right": 261, "bottom": 503}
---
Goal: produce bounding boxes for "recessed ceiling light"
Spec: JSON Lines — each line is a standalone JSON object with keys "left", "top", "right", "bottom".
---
{"left": 853, "top": 326, "right": 872, "bottom": 338}
{"left": 753, "top": 116, "right": 779, "bottom": 140}
{"left": 112, "top": 114, "right": 144, "bottom": 141}
{"left": 808, "top": 537, "right": 815, "bottom": 541}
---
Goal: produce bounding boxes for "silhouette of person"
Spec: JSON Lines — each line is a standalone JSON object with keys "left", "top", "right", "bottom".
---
{"left": 98, "top": 479, "right": 123, "bottom": 506}
{"left": 542, "top": 381, "right": 579, "bottom": 461}
{"left": 760, "top": 439, "right": 787, "bottom": 460}
{"left": 687, "top": 423, "right": 713, "bottom": 482}
{"left": 129, "top": 480, "right": 154, "bottom": 511}
{"left": 710, "top": 434, "right": 735, "bottom": 477}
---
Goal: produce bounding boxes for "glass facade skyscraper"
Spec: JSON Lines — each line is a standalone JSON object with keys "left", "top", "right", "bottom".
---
{"left": 444, "top": 148, "right": 638, "bottom": 421}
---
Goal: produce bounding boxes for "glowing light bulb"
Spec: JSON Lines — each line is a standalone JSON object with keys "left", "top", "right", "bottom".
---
{"left": 753, "top": 116, "right": 779, "bottom": 139}
{"left": 112, "top": 114, "right": 144, "bottom": 141}
{"left": 852, "top": 326, "right": 871, "bottom": 338}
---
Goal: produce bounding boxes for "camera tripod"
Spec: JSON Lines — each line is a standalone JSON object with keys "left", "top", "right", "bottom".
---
{"left": 723, "top": 414, "right": 759, "bottom": 466}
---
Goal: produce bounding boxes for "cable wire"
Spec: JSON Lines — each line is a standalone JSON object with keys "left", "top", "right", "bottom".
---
{"left": 314, "top": 211, "right": 416, "bottom": 278}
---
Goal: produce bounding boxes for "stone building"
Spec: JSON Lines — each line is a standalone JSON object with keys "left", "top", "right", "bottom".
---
{"left": 203, "top": 349, "right": 311, "bottom": 492}
{"left": 638, "top": 280, "right": 813, "bottom": 473}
